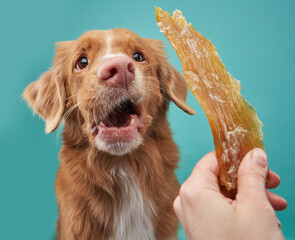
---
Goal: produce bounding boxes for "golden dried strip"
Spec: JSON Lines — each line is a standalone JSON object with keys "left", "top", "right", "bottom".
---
{"left": 156, "top": 7, "right": 264, "bottom": 191}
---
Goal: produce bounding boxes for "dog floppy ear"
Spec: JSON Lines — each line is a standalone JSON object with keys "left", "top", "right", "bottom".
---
{"left": 146, "top": 39, "right": 196, "bottom": 115}
{"left": 164, "top": 65, "right": 196, "bottom": 115}
{"left": 23, "top": 41, "right": 74, "bottom": 133}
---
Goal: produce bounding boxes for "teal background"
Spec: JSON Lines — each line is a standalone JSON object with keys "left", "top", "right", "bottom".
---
{"left": 1, "top": 0, "right": 294, "bottom": 239}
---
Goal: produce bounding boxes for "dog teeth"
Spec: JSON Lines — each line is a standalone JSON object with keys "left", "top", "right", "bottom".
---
{"left": 90, "top": 126, "right": 98, "bottom": 136}
{"left": 129, "top": 119, "right": 135, "bottom": 126}
{"left": 115, "top": 142, "right": 124, "bottom": 149}
{"left": 99, "top": 122, "right": 105, "bottom": 127}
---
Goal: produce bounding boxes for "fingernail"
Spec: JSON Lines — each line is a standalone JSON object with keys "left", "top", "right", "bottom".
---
{"left": 251, "top": 148, "right": 267, "bottom": 168}
{"left": 277, "top": 219, "right": 282, "bottom": 228}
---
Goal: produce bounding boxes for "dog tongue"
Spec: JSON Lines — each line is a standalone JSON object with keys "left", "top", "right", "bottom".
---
{"left": 98, "top": 115, "right": 143, "bottom": 144}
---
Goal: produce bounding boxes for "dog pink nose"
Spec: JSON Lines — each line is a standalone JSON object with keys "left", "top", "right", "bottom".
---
{"left": 97, "top": 56, "right": 135, "bottom": 90}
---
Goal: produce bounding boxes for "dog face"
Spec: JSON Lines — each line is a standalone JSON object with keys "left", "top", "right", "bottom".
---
{"left": 23, "top": 29, "right": 195, "bottom": 156}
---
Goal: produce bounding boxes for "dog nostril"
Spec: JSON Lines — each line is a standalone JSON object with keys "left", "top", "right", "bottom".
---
{"left": 128, "top": 62, "right": 135, "bottom": 73}
{"left": 109, "top": 68, "right": 117, "bottom": 78}
{"left": 99, "top": 67, "right": 118, "bottom": 81}
{"left": 97, "top": 57, "right": 135, "bottom": 88}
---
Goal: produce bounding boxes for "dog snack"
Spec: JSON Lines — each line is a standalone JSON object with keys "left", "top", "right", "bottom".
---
{"left": 156, "top": 7, "right": 264, "bottom": 191}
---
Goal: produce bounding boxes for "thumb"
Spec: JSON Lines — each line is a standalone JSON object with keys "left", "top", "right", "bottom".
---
{"left": 237, "top": 148, "right": 268, "bottom": 200}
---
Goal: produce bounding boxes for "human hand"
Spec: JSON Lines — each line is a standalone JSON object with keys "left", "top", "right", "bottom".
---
{"left": 174, "top": 148, "right": 287, "bottom": 240}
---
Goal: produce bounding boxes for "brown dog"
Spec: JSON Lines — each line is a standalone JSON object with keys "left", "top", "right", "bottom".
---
{"left": 23, "top": 28, "right": 195, "bottom": 240}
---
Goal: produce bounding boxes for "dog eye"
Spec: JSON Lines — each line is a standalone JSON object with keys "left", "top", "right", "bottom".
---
{"left": 76, "top": 56, "right": 88, "bottom": 70}
{"left": 133, "top": 52, "right": 144, "bottom": 62}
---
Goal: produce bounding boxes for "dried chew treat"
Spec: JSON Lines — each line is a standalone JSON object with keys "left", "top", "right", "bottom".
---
{"left": 156, "top": 7, "right": 264, "bottom": 191}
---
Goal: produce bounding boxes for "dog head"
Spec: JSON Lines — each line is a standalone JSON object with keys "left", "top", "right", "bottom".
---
{"left": 23, "top": 29, "right": 195, "bottom": 156}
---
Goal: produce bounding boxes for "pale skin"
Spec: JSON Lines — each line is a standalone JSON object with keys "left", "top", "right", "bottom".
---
{"left": 174, "top": 148, "right": 288, "bottom": 240}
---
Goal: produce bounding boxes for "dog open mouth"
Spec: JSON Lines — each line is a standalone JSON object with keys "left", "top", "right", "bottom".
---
{"left": 91, "top": 99, "right": 144, "bottom": 144}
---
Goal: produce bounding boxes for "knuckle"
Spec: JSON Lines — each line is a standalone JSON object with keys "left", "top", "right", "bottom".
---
{"left": 179, "top": 181, "right": 201, "bottom": 205}
{"left": 173, "top": 197, "right": 180, "bottom": 215}
{"left": 239, "top": 168, "right": 266, "bottom": 184}
{"left": 179, "top": 183, "right": 192, "bottom": 202}
{"left": 179, "top": 184, "right": 189, "bottom": 198}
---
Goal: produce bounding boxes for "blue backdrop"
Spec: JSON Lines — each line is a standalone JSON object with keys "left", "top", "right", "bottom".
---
{"left": 0, "top": 0, "right": 294, "bottom": 239}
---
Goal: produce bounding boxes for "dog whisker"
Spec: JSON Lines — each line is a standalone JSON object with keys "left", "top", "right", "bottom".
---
{"left": 56, "top": 102, "right": 82, "bottom": 140}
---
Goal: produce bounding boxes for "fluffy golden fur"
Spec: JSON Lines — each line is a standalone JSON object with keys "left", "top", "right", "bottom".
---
{"left": 23, "top": 29, "right": 195, "bottom": 240}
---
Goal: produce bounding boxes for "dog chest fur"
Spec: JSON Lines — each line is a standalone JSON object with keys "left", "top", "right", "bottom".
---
{"left": 110, "top": 165, "right": 155, "bottom": 240}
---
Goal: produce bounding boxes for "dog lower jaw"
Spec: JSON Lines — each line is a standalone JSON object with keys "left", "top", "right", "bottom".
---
{"left": 92, "top": 114, "right": 145, "bottom": 155}
{"left": 94, "top": 136, "right": 143, "bottom": 156}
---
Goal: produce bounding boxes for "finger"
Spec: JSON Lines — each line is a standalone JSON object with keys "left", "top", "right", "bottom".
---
{"left": 266, "top": 190, "right": 288, "bottom": 211}
{"left": 237, "top": 148, "right": 268, "bottom": 201}
{"left": 177, "top": 151, "right": 224, "bottom": 210}
{"left": 192, "top": 151, "right": 219, "bottom": 176}
{"left": 266, "top": 170, "right": 280, "bottom": 189}
{"left": 173, "top": 195, "right": 182, "bottom": 218}
{"left": 189, "top": 151, "right": 220, "bottom": 191}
